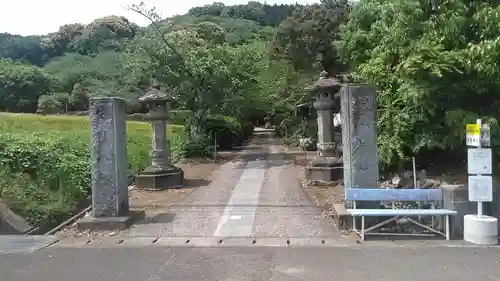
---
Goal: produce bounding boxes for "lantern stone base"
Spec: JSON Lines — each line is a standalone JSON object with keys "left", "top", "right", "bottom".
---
{"left": 135, "top": 166, "right": 184, "bottom": 191}
{"left": 306, "top": 157, "right": 343, "bottom": 183}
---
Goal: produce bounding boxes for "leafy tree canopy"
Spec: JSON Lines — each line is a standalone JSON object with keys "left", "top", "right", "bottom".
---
{"left": 338, "top": 0, "right": 500, "bottom": 166}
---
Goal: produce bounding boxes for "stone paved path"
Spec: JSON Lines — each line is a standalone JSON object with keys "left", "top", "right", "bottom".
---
{"left": 122, "top": 128, "right": 339, "bottom": 238}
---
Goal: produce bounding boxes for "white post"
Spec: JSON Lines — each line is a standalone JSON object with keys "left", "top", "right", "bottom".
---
{"left": 412, "top": 156, "right": 417, "bottom": 189}
{"left": 413, "top": 157, "right": 421, "bottom": 222}
{"left": 476, "top": 118, "right": 483, "bottom": 217}
{"left": 463, "top": 118, "right": 497, "bottom": 245}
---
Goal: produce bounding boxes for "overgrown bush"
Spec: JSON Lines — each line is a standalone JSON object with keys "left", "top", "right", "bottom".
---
{"left": 170, "top": 110, "right": 192, "bottom": 125}
{"left": 174, "top": 132, "right": 215, "bottom": 159}
{"left": 240, "top": 120, "right": 255, "bottom": 141}
{"left": 0, "top": 113, "right": 185, "bottom": 229}
{"left": 204, "top": 115, "right": 243, "bottom": 149}
{"left": 0, "top": 134, "right": 90, "bottom": 199}
{"left": 0, "top": 166, "right": 80, "bottom": 229}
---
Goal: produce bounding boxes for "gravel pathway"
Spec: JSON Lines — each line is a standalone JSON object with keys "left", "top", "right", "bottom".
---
{"left": 122, "top": 128, "right": 340, "bottom": 239}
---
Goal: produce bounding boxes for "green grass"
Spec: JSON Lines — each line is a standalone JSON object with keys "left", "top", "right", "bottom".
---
{"left": 0, "top": 112, "right": 183, "bottom": 137}
{"left": 0, "top": 113, "right": 185, "bottom": 230}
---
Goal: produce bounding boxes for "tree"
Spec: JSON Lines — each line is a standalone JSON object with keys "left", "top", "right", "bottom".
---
{"left": 72, "top": 16, "right": 140, "bottom": 55}
{"left": 195, "top": 22, "right": 226, "bottom": 45}
{"left": 44, "top": 52, "right": 137, "bottom": 111}
{"left": 126, "top": 3, "right": 216, "bottom": 140}
{"left": 188, "top": 2, "right": 298, "bottom": 26}
{"left": 41, "top": 24, "right": 85, "bottom": 57}
{"left": 271, "top": 0, "right": 350, "bottom": 75}
{"left": 0, "top": 59, "right": 56, "bottom": 113}
{"left": 37, "top": 93, "right": 69, "bottom": 114}
{"left": 124, "top": 3, "right": 273, "bottom": 141}
{"left": 69, "top": 83, "right": 90, "bottom": 111}
{"left": 41, "top": 16, "right": 139, "bottom": 56}
{"left": 0, "top": 33, "right": 47, "bottom": 66}
{"left": 337, "top": 0, "right": 500, "bottom": 167}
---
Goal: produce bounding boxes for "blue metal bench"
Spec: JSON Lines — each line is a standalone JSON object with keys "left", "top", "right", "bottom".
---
{"left": 344, "top": 188, "right": 457, "bottom": 241}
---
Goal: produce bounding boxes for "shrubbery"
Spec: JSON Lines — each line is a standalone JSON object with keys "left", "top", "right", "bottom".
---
{"left": 0, "top": 113, "right": 184, "bottom": 229}
{"left": 0, "top": 135, "right": 90, "bottom": 229}
{"left": 169, "top": 110, "right": 193, "bottom": 126}
{"left": 174, "top": 132, "right": 216, "bottom": 159}
{"left": 204, "top": 115, "right": 244, "bottom": 149}
{"left": 240, "top": 120, "right": 255, "bottom": 140}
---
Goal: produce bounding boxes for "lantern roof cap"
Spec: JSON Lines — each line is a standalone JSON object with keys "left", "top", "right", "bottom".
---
{"left": 139, "top": 86, "right": 171, "bottom": 103}
{"left": 305, "top": 71, "right": 342, "bottom": 93}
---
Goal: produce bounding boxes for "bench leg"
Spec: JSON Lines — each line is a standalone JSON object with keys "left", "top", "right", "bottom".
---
{"left": 445, "top": 215, "right": 450, "bottom": 240}
{"left": 353, "top": 214, "right": 356, "bottom": 232}
{"left": 361, "top": 216, "right": 365, "bottom": 241}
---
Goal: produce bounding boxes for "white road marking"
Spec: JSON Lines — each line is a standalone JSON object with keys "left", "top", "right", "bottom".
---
{"left": 213, "top": 160, "right": 266, "bottom": 237}
{"left": 213, "top": 134, "right": 281, "bottom": 237}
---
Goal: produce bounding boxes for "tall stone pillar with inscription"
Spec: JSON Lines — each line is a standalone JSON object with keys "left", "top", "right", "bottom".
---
{"left": 76, "top": 97, "right": 143, "bottom": 231}
{"left": 305, "top": 71, "right": 344, "bottom": 182}
{"left": 341, "top": 84, "right": 379, "bottom": 193}
{"left": 135, "top": 86, "right": 184, "bottom": 190}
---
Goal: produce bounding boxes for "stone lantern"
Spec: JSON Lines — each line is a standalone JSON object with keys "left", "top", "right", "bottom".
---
{"left": 305, "top": 71, "right": 343, "bottom": 182}
{"left": 135, "top": 86, "right": 184, "bottom": 190}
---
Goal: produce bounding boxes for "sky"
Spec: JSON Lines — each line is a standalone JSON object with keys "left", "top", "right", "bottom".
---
{"left": 0, "top": 0, "right": 318, "bottom": 36}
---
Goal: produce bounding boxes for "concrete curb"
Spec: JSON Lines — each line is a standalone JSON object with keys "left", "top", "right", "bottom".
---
{"left": 48, "top": 236, "right": 500, "bottom": 249}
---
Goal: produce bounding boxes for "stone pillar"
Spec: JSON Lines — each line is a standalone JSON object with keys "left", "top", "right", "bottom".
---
{"left": 315, "top": 94, "right": 335, "bottom": 157}
{"left": 305, "top": 71, "right": 343, "bottom": 182}
{"left": 149, "top": 103, "right": 169, "bottom": 170}
{"left": 76, "top": 97, "right": 142, "bottom": 231}
{"left": 340, "top": 84, "right": 379, "bottom": 206}
{"left": 135, "top": 87, "right": 184, "bottom": 190}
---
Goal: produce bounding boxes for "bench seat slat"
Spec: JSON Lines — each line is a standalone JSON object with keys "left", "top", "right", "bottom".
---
{"left": 346, "top": 208, "right": 457, "bottom": 217}
{"left": 344, "top": 188, "right": 442, "bottom": 202}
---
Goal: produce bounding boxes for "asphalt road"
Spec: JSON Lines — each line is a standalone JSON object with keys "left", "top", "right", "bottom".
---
{"left": 1, "top": 245, "right": 500, "bottom": 281}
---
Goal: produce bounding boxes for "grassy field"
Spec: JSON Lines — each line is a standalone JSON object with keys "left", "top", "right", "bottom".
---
{"left": 0, "top": 113, "right": 185, "bottom": 230}
{"left": 1, "top": 113, "right": 184, "bottom": 137}
{"left": 1, "top": 113, "right": 185, "bottom": 171}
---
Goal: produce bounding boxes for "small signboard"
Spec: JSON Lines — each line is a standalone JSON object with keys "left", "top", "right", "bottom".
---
{"left": 467, "top": 148, "right": 492, "bottom": 175}
{"left": 481, "top": 124, "right": 491, "bottom": 147}
{"left": 466, "top": 124, "right": 480, "bottom": 147}
{"left": 468, "top": 175, "right": 493, "bottom": 202}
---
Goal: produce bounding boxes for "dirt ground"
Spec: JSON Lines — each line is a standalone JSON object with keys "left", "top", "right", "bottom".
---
{"left": 129, "top": 155, "right": 234, "bottom": 219}
{"left": 289, "top": 147, "right": 470, "bottom": 221}
{"left": 286, "top": 148, "right": 344, "bottom": 219}
{"left": 56, "top": 152, "right": 238, "bottom": 237}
